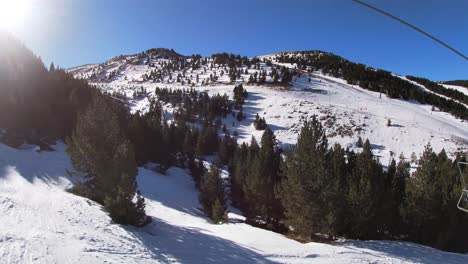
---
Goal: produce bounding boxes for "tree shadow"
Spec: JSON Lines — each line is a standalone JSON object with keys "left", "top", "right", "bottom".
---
{"left": 137, "top": 167, "right": 204, "bottom": 218}
{"left": 388, "top": 123, "right": 405, "bottom": 128}
{"left": 0, "top": 142, "right": 73, "bottom": 185}
{"left": 126, "top": 217, "right": 280, "bottom": 264}
{"left": 370, "top": 144, "right": 386, "bottom": 151}
{"left": 224, "top": 91, "right": 288, "bottom": 141}
{"left": 339, "top": 240, "right": 468, "bottom": 264}
{"left": 292, "top": 79, "right": 330, "bottom": 94}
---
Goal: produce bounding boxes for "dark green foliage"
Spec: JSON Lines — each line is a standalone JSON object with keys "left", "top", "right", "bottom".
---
{"left": 254, "top": 114, "right": 267, "bottom": 130}
{"left": 0, "top": 33, "right": 97, "bottom": 143}
{"left": 155, "top": 87, "right": 232, "bottom": 123}
{"left": 211, "top": 53, "right": 249, "bottom": 68}
{"left": 196, "top": 123, "right": 219, "bottom": 156}
{"left": 239, "top": 128, "right": 283, "bottom": 229}
{"left": 199, "top": 166, "right": 228, "bottom": 224}
{"left": 229, "top": 142, "right": 249, "bottom": 209}
{"left": 188, "top": 155, "right": 205, "bottom": 189}
{"left": 218, "top": 132, "right": 237, "bottom": 165}
{"left": 279, "top": 116, "right": 331, "bottom": 239}
{"left": 211, "top": 198, "right": 228, "bottom": 224}
{"left": 387, "top": 154, "right": 410, "bottom": 235}
{"left": 401, "top": 146, "right": 468, "bottom": 251}
{"left": 67, "top": 97, "right": 148, "bottom": 226}
{"left": 356, "top": 136, "right": 363, "bottom": 147}
{"left": 346, "top": 139, "right": 385, "bottom": 239}
{"left": 233, "top": 84, "right": 248, "bottom": 109}
{"left": 280, "top": 66, "right": 292, "bottom": 84}
{"left": 275, "top": 116, "right": 467, "bottom": 252}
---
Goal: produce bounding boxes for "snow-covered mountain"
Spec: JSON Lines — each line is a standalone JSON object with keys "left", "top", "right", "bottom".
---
{"left": 68, "top": 49, "right": 468, "bottom": 167}
{"left": 1, "top": 46, "right": 467, "bottom": 264}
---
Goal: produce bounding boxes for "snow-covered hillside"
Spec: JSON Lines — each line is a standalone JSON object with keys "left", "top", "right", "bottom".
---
{"left": 441, "top": 83, "right": 468, "bottom": 96}
{"left": 2, "top": 142, "right": 468, "bottom": 263}
{"left": 68, "top": 50, "right": 468, "bottom": 166}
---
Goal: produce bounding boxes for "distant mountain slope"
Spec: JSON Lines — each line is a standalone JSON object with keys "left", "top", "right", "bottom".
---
{"left": 69, "top": 49, "right": 468, "bottom": 120}
{"left": 67, "top": 49, "right": 468, "bottom": 166}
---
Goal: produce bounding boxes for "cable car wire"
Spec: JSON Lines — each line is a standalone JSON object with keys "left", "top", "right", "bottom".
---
{"left": 351, "top": 0, "right": 467, "bottom": 60}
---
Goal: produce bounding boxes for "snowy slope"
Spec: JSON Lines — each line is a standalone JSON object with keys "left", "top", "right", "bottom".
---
{"left": 68, "top": 51, "right": 468, "bottom": 166}
{"left": 2, "top": 143, "right": 468, "bottom": 263}
{"left": 441, "top": 83, "right": 468, "bottom": 96}
{"left": 398, "top": 76, "right": 467, "bottom": 106}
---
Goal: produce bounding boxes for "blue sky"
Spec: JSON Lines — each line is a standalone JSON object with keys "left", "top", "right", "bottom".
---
{"left": 12, "top": 0, "right": 468, "bottom": 80}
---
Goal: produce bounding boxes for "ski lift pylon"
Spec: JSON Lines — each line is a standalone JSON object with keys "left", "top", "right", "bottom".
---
{"left": 457, "top": 161, "right": 468, "bottom": 213}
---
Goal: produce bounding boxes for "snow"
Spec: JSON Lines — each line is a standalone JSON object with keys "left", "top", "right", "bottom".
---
{"left": 1, "top": 142, "right": 468, "bottom": 263}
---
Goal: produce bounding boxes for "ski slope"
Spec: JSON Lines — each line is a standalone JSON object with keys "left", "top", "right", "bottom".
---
{"left": 70, "top": 52, "right": 468, "bottom": 166}
{"left": 441, "top": 83, "right": 468, "bottom": 96}
{"left": 1, "top": 143, "right": 468, "bottom": 264}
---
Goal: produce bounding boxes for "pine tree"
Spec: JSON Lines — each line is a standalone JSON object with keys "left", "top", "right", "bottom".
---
{"left": 356, "top": 136, "right": 363, "bottom": 147}
{"left": 279, "top": 116, "right": 329, "bottom": 239}
{"left": 346, "top": 139, "right": 385, "bottom": 239}
{"left": 401, "top": 146, "right": 468, "bottom": 250}
{"left": 254, "top": 114, "right": 267, "bottom": 130}
{"left": 323, "top": 143, "right": 349, "bottom": 238}
{"left": 67, "top": 97, "right": 148, "bottom": 226}
{"left": 230, "top": 142, "right": 249, "bottom": 209}
{"left": 199, "top": 166, "right": 227, "bottom": 223}
{"left": 211, "top": 198, "right": 228, "bottom": 224}
{"left": 242, "top": 128, "right": 283, "bottom": 229}
{"left": 49, "top": 62, "right": 55, "bottom": 72}
{"left": 387, "top": 154, "right": 410, "bottom": 235}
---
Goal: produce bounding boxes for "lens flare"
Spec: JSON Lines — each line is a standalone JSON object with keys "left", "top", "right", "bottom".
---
{"left": 0, "top": 0, "right": 29, "bottom": 30}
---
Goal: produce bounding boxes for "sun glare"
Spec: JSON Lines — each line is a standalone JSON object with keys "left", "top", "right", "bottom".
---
{"left": 0, "top": 0, "right": 29, "bottom": 30}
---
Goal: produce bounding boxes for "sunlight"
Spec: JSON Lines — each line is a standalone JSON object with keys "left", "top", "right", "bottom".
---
{"left": 0, "top": 0, "right": 29, "bottom": 30}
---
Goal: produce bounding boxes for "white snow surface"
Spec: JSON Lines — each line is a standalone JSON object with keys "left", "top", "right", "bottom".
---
{"left": 1, "top": 143, "right": 468, "bottom": 264}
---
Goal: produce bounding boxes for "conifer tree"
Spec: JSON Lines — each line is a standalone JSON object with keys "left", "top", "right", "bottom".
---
{"left": 230, "top": 142, "right": 249, "bottom": 209}
{"left": 279, "top": 116, "right": 329, "bottom": 238}
{"left": 401, "top": 146, "right": 468, "bottom": 250}
{"left": 387, "top": 154, "right": 410, "bottom": 235}
{"left": 199, "top": 166, "right": 227, "bottom": 223}
{"left": 347, "top": 139, "right": 385, "bottom": 238}
{"left": 67, "top": 97, "right": 148, "bottom": 226}
{"left": 211, "top": 198, "right": 228, "bottom": 224}
{"left": 242, "top": 128, "right": 283, "bottom": 229}
{"left": 323, "top": 143, "right": 349, "bottom": 238}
